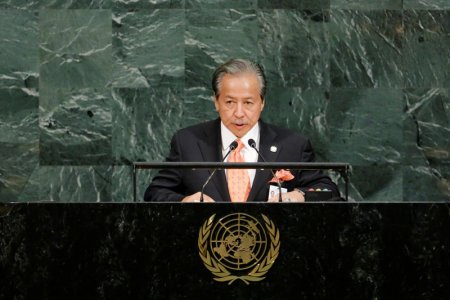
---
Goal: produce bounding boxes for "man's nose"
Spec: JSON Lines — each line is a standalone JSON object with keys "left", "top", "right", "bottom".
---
{"left": 234, "top": 102, "right": 244, "bottom": 117}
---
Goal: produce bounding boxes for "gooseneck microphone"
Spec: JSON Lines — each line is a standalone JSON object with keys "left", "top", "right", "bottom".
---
{"left": 200, "top": 140, "right": 238, "bottom": 202}
{"left": 247, "top": 139, "right": 283, "bottom": 202}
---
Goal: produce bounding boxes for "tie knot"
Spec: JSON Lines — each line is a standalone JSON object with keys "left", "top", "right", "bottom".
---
{"left": 235, "top": 139, "right": 245, "bottom": 152}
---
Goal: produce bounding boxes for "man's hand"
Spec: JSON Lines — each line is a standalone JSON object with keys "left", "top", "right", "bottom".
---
{"left": 181, "top": 192, "right": 215, "bottom": 203}
{"left": 268, "top": 189, "right": 305, "bottom": 203}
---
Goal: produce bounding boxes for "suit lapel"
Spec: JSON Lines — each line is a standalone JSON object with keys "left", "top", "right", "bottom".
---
{"left": 247, "top": 121, "right": 281, "bottom": 202}
{"left": 197, "top": 119, "right": 231, "bottom": 202}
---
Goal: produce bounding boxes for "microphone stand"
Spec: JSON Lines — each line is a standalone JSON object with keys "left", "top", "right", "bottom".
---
{"left": 200, "top": 141, "right": 238, "bottom": 202}
{"left": 248, "top": 139, "right": 283, "bottom": 203}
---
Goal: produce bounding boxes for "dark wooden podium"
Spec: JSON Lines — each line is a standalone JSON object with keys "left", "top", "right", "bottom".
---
{"left": 1, "top": 203, "right": 449, "bottom": 299}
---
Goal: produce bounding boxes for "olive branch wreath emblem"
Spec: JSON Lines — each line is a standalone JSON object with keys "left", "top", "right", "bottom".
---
{"left": 198, "top": 214, "right": 280, "bottom": 285}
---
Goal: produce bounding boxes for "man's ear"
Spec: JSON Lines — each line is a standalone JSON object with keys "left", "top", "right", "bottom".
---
{"left": 213, "top": 95, "right": 219, "bottom": 112}
{"left": 261, "top": 97, "right": 265, "bottom": 111}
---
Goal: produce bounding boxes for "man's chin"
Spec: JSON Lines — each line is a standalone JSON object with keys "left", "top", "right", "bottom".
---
{"left": 231, "top": 125, "right": 249, "bottom": 137}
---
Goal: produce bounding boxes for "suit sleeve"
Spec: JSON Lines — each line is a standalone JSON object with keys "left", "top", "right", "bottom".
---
{"left": 296, "top": 139, "right": 341, "bottom": 199}
{"left": 144, "top": 133, "right": 186, "bottom": 202}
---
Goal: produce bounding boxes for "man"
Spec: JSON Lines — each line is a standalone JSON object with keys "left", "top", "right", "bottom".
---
{"left": 145, "top": 58, "right": 339, "bottom": 202}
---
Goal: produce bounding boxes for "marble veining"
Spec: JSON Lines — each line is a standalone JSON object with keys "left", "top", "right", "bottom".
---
{"left": 258, "top": 9, "right": 330, "bottom": 88}
{"left": 331, "top": 0, "right": 402, "bottom": 9}
{"left": 112, "top": 0, "right": 184, "bottom": 9}
{"left": 0, "top": 89, "right": 39, "bottom": 202}
{"left": 327, "top": 88, "right": 403, "bottom": 166}
{"left": 39, "top": 88, "right": 112, "bottom": 165}
{"left": 112, "top": 9, "right": 185, "bottom": 88}
{"left": 0, "top": 0, "right": 111, "bottom": 9}
{"left": 0, "top": 10, "right": 38, "bottom": 89}
{"left": 111, "top": 87, "right": 183, "bottom": 164}
{"left": 186, "top": 0, "right": 256, "bottom": 9}
{"left": 39, "top": 9, "right": 112, "bottom": 89}
{"left": 330, "top": 10, "right": 403, "bottom": 88}
{"left": 403, "top": 88, "right": 450, "bottom": 201}
{"left": 404, "top": 0, "right": 450, "bottom": 9}
{"left": 185, "top": 9, "right": 258, "bottom": 88}
{"left": 403, "top": 10, "right": 450, "bottom": 88}
{"left": 32, "top": 166, "right": 112, "bottom": 201}
{"left": 258, "top": 0, "right": 330, "bottom": 9}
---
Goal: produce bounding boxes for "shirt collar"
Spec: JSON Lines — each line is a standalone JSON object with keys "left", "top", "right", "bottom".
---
{"left": 221, "top": 121, "right": 260, "bottom": 151}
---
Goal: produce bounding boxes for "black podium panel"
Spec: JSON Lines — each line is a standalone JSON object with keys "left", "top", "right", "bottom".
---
{"left": 1, "top": 203, "right": 449, "bottom": 299}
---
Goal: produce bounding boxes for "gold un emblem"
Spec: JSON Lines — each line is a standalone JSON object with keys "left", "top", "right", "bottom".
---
{"left": 198, "top": 213, "right": 280, "bottom": 285}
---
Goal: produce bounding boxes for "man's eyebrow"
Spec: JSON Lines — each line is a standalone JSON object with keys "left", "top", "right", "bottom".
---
{"left": 224, "top": 96, "right": 254, "bottom": 100}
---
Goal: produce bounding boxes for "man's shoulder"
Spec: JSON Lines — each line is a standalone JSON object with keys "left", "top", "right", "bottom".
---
{"left": 262, "top": 121, "right": 309, "bottom": 143}
{"left": 174, "top": 119, "right": 219, "bottom": 138}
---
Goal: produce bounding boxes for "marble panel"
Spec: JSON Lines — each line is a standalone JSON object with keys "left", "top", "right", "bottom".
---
{"left": 0, "top": 0, "right": 38, "bottom": 8}
{"left": 112, "top": 0, "right": 184, "bottom": 9}
{"left": 403, "top": 88, "right": 450, "bottom": 201}
{"left": 30, "top": 166, "right": 113, "bottom": 201}
{"left": 112, "top": 165, "right": 131, "bottom": 201}
{"left": 0, "top": 89, "right": 39, "bottom": 202}
{"left": 404, "top": 89, "right": 450, "bottom": 163}
{"left": 0, "top": 143, "right": 39, "bottom": 202}
{"left": 261, "top": 87, "right": 331, "bottom": 161}
{"left": 112, "top": 9, "right": 185, "bottom": 88}
{"left": 39, "top": 0, "right": 111, "bottom": 8}
{"left": 39, "top": 88, "right": 112, "bottom": 165}
{"left": 404, "top": 0, "right": 450, "bottom": 9}
{"left": 39, "top": 9, "right": 112, "bottom": 89}
{"left": 257, "top": 0, "right": 330, "bottom": 9}
{"left": 403, "top": 166, "right": 450, "bottom": 201}
{"left": 111, "top": 87, "right": 183, "bottom": 164}
{"left": 15, "top": 163, "right": 40, "bottom": 202}
{"left": 326, "top": 88, "right": 403, "bottom": 166}
{"left": 0, "top": 10, "right": 38, "bottom": 89}
{"left": 182, "top": 87, "right": 217, "bottom": 128}
{"left": 330, "top": 0, "right": 402, "bottom": 9}
{"left": 185, "top": 9, "right": 258, "bottom": 88}
{"left": 19, "top": 166, "right": 112, "bottom": 202}
{"left": 330, "top": 10, "right": 403, "bottom": 88}
{"left": 403, "top": 10, "right": 450, "bottom": 88}
{"left": 112, "top": 165, "right": 158, "bottom": 202}
{"left": 0, "top": 0, "right": 111, "bottom": 8}
{"left": 185, "top": 0, "right": 256, "bottom": 8}
{"left": 347, "top": 164, "right": 402, "bottom": 201}
{"left": 258, "top": 10, "right": 329, "bottom": 89}
{"left": 0, "top": 89, "right": 39, "bottom": 144}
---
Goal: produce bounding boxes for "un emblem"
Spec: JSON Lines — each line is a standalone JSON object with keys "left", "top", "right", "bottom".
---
{"left": 198, "top": 213, "right": 280, "bottom": 285}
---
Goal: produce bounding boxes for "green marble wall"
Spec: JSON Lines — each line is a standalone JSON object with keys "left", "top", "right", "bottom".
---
{"left": 0, "top": 0, "right": 449, "bottom": 202}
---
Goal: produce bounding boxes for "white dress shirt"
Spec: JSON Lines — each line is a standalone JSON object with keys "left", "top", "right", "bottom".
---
{"left": 221, "top": 122, "right": 260, "bottom": 186}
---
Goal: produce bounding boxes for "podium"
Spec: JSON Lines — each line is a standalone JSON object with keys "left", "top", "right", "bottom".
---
{"left": 1, "top": 202, "right": 449, "bottom": 299}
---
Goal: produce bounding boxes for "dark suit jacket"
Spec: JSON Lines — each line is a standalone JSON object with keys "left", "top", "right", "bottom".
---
{"left": 144, "top": 119, "right": 339, "bottom": 202}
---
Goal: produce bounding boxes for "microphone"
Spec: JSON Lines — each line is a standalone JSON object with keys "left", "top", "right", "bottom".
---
{"left": 200, "top": 140, "right": 238, "bottom": 202}
{"left": 247, "top": 139, "right": 283, "bottom": 203}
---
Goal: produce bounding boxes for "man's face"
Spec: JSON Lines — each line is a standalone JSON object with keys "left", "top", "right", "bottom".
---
{"left": 214, "top": 73, "right": 265, "bottom": 138}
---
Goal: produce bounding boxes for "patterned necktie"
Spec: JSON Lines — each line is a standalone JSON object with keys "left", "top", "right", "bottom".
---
{"left": 227, "top": 139, "right": 250, "bottom": 202}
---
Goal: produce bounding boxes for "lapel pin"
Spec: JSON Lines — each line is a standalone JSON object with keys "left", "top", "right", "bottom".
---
{"left": 270, "top": 146, "right": 277, "bottom": 153}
